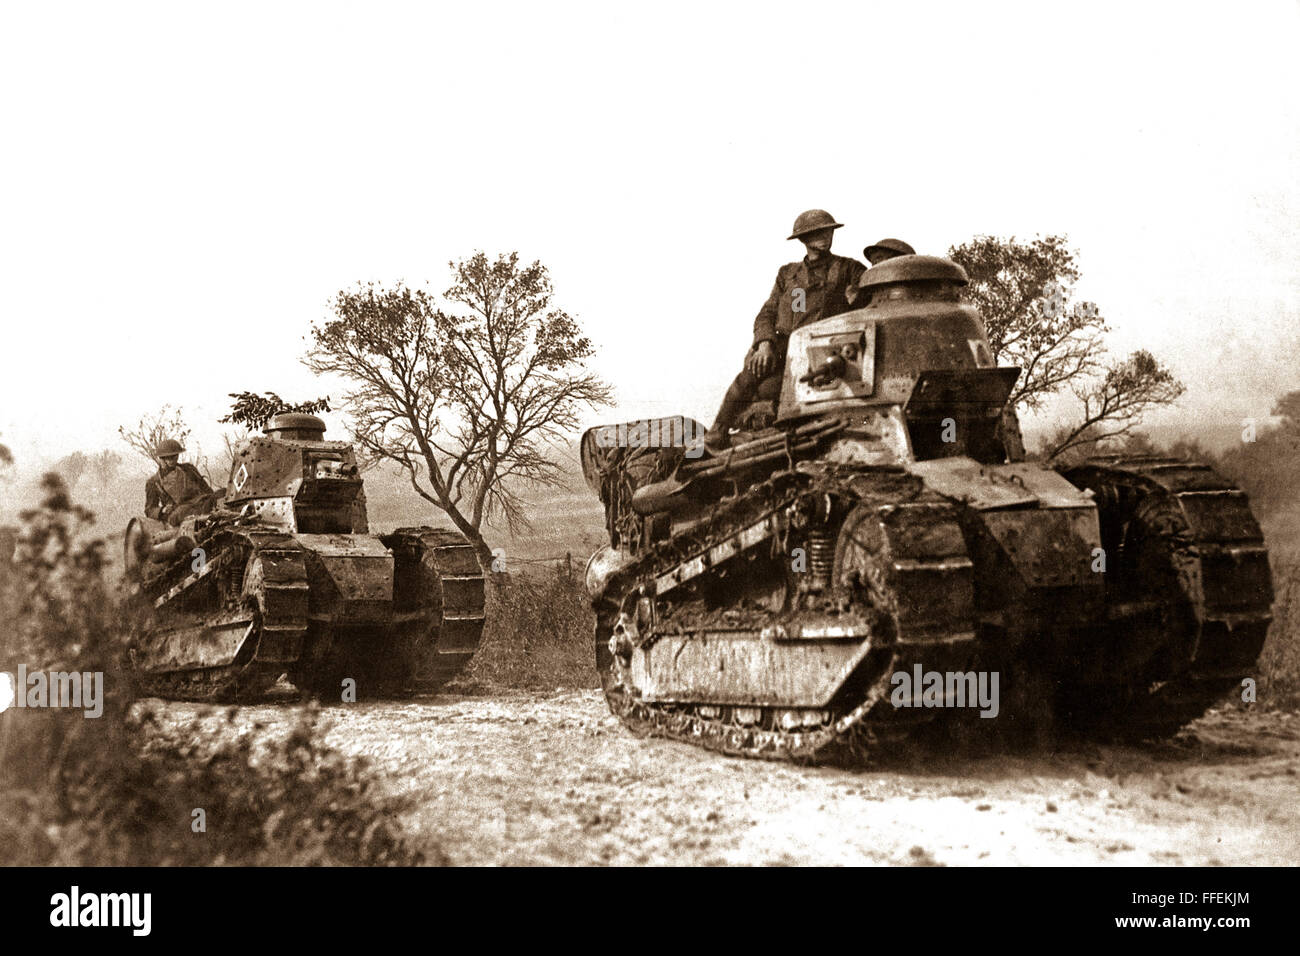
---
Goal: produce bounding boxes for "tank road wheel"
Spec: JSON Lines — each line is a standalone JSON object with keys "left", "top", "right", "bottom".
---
{"left": 1061, "top": 458, "right": 1274, "bottom": 741}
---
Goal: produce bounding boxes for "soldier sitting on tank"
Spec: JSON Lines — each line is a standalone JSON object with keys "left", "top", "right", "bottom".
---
{"left": 145, "top": 438, "right": 218, "bottom": 526}
{"left": 863, "top": 237, "right": 915, "bottom": 266}
{"left": 702, "top": 209, "right": 867, "bottom": 454}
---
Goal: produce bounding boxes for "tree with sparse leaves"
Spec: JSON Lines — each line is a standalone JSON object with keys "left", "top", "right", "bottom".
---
{"left": 118, "top": 405, "right": 193, "bottom": 467}
{"left": 306, "top": 252, "right": 613, "bottom": 571}
{"left": 118, "top": 406, "right": 225, "bottom": 485}
{"left": 1040, "top": 350, "right": 1185, "bottom": 463}
{"left": 50, "top": 451, "right": 90, "bottom": 492}
{"left": 949, "top": 235, "right": 1184, "bottom": 462}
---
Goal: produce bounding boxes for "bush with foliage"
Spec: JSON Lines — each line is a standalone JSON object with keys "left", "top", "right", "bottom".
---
{"left": 0, "top": 474, "right": 432, "bottom": 865}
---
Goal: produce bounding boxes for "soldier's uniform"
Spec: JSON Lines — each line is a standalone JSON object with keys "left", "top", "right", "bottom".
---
{"left": 751, "top": 253, "right": 867, "bottom": 352}
{"left": 706, "top": 212, "right": 867, "bottom": 447}
{"left": 145, "top": 461, "right": 214, "bottom": 525}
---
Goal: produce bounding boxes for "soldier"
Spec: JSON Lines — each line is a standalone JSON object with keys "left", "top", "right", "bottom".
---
{"left": 145, "top": 439, "right": 216, "bottom": 525}
{"left": 863, "top": 237, "right": 916, "bottom": 265}
{"left": 703, "top": 209, "right": 867, "bottom": 452}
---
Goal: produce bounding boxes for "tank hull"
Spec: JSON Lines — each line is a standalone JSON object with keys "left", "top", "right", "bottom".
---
{"left": 127, "top": 524, "right": 485, "bottom": 702}
{"left": 590, "top": 453, "right": 1273, "bottom": 761}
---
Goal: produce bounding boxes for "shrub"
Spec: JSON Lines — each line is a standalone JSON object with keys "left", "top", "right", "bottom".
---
{"left": 1259, "top": 555, "right": 1300, "bottom": 710}
{"left": 0, "top": 474, "right": 431, "bottom": 866}
{"left": 456, "top": 567, "right": 597, "bottom": 691}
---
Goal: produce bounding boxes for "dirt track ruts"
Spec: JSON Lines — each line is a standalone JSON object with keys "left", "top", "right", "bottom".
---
{"left": 153, "top": 690, "right": 1300, "bottom": 866}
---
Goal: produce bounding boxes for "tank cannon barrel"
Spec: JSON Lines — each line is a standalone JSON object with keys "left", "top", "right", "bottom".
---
{"left": 798, "top": 353, "right": 847, "bottom": 388}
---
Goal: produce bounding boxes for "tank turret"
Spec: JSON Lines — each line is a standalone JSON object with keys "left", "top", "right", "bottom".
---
{"left": 225, "top": 414, "right": 367, "bottom": 534}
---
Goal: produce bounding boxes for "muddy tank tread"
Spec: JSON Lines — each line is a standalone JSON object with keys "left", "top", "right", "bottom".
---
{"left": 1063, "top": 457, "right": 1273, "bottom": 738}
{"left": 1095, "top": 676, "right": 1244, "bottom": 743}
{"left": 380, "top": 527, "right": 486, "bottom": 695}
{"left": 597, "top": 470, "right": 978, "bottom": 761}
{"left": 131, "top": 646, "right": 284, "bottom": 703}
{"left": 131, "top": 530, "right": 306, "bottom": 702}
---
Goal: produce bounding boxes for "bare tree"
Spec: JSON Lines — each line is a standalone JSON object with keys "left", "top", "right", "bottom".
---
{"left": 305, "top": 251, "right": 613, "bottom": 570}
{"left": 117, "top": 405, "right": 227, "bottom": 486}
{"left": 87, "top": 449, "right": 123, "bottom": 498}
{"left": 118, "top": 405, "right": 193, "bottom": 468}
{"left": 949, "top": 235, "right": 1184, "bottom": 462}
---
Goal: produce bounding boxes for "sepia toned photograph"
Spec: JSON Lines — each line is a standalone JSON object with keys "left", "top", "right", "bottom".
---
{"left": 0, "top": 0, "right": 1295, "bottom": 910}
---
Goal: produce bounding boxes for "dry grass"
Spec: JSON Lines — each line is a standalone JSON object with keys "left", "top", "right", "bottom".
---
{"left": 454, "top": 569, "right": 598, "bottom": 692}
{"left": 1259, "top": 555, "right": 1300, "bottom": 710}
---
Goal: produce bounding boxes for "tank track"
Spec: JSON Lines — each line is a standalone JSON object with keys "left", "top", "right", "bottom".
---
{"left": 595, "top": 467, "right": 978, "bottom": 761}
{"left": 386, "top": 527, "right": 487, "bottom": 694}
{"left": 1062, "top": 455, "right": 1274, "bottom": 740}
{"left": 132, "top": 527, "right": 486, "bottom": 702}
{"left": 130, "top": 529, "right": 304, "bottom": 703}
{"left": 286, "top": 527, "right": 486, "bottom": 699}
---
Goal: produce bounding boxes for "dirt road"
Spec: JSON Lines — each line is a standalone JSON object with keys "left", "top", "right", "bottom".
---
{"left": 154, "top": 691, "right": 1300, "bottom": 866}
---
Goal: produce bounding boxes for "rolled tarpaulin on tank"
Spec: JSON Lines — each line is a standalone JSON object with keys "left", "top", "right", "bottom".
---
{"left": 124, "top": 516, "right": 196, "bottom": 573}
{"left": 579, "top": 416, "right": 706, "bottom": 546}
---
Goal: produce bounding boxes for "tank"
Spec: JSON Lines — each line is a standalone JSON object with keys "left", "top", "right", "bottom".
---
{"left": 123, "top": 414, "right": 485, "bottom": 702}
{"left": 580, "top": 256, "right": 1275, "bottom": 760}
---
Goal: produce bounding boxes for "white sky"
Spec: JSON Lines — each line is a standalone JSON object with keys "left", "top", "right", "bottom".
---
{"left": 1, "top": 0, "right": 1297, "bottom": 471}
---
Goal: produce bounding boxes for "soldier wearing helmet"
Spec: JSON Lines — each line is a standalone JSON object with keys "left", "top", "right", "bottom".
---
{"left": 863, "top": 238, "right": 916, "bottom": 265}
{"left": 704, "top": 209, "right": 867, "bottom": 452}
{"left": 145, "top": 438, "right": 216, "bottom": 525}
